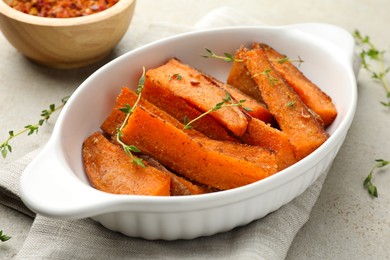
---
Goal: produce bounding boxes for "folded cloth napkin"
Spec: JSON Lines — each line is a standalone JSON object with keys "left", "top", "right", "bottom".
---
{"left": 0, "top": 7, "right": 329, "bottom": 260}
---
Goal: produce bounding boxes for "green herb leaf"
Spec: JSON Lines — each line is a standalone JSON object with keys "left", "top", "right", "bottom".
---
{"left": 1, "top": 146, "right": 8, "bottom": 159}
{"left": 169, "top": 73, "right": 182, "bottom": 81}
{"left": 363, "top": 159, "right": 389, "bottom": 198}
{"left": 243, "top": 106, "right": 253, "bottom": 112}
{"left": 214, "top": 101, "right": 225, "bottom": 110}
{"left": 118, "top": 104, "right": 132, "bottom": 114}
{"left": 223, "top": 92, "right": 232, "bottom": 102}
{"left": 182, "top": 116, "right": 193, "bottom": 130}
{"left": 0, "top": 230, "right": 11, "bottom": 242}
{"left": 375, "top": 159, "right": 389, "bottom": 167}
{"left": 137, "top": 69, "right": 146, "bottom": 95}
{"left": 367, "top": 183, "right": 378, "bottom": 197}
{"left": 61, "top": 96, "right": 69, "bottom": 104}
{"left": 363, "top": 173, "right": 371, "bottom": 186}
{"left": 262, "top": 69, "right": 278, "bottom": 86}
{"left": 287, "top": 101, "right": 295, "bottom": 107}
{"left": 128, "top": 145, "right": 141, "bottom": 153}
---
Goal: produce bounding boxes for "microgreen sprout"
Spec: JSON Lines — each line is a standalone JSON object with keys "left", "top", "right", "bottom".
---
{"left": 115, "top": 67, "right": 146, "bottom": 168}
{"left": 201, "top": 48, "right": 243, "bottom": 63}
{"left": 183, "top": 92, "right": 252, "bottom": 130}
{"left": 363, "top": 159, "right": 389, "bottom": 197}
{"left": 353, "top": 30, "right": 390, "bottom": 107}
{"left": 0, "top": 96, "right": 69, "bottom": 158}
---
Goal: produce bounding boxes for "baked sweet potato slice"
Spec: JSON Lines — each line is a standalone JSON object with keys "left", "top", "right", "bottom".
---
{"left": 227, "top": 52, "right": 263, "bottom": 102}
{"left": 142, "top": 78, "right": 238, "bottom": 142}
{"left": 241, "top": 117, "right": 297, "bottom": 170}
{"left": 188, "top": 74, "right": 293, "bottom": 169}
{"left": 197, "top": 72, "right": 274, "bottom": 124}
{"left": 191, "top": 135, "right": 277, "bottom": 173}
{"left": 101, "top": 87, "right": 183, "bottom": 137}
{"left": 82, "top": 132, "right": 171, "bottom": 196}
{"left": 120, "top": 106, "right": 277, "bottom": 190}
{"left": 144, "top": 58, "right": 248, "bottom": 137}
{"left": 140, "top": 155, "right": 212, "bottom": 195}
{"left": 202, "top": 72, "right": 274, "bottom": 124}
{"left": 222, "top": 83, "right": 274, "bottom": 124}
{"left": 228, "top": 44, "right": 337, "bottom": 127}
{"left": 257, "top": 43, "right": 337, "bottom": 126}
{"left": 242, "top": 46, "right": 329, "bottom": 160}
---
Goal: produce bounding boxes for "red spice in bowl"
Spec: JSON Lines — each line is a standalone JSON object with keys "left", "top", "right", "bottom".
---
{"left": 8, "top": 0, "right": 119, "bottom": 18}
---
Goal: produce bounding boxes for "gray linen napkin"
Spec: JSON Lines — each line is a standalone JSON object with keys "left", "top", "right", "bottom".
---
{"left": 0, "top": 7, "right": 329, "bottom": 259}
{"left": 1, "top": 152, "right": 328, "bottom": 260}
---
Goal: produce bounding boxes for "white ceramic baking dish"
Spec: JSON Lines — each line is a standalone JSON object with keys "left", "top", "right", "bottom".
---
{"left": 20, "top": 23, "right": 358, "bottom": 240}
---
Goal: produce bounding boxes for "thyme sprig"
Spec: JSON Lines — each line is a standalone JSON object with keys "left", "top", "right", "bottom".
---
{"left": 353, "top": 30, "right": 390, "bottom": 107}
{"left": 0, "top": 96, "right": 69, "bottom": 158}
{"left": 183, "top": 92, "right": 251, "bottom": 130}
{"left": 0, "top": 230, "right": 11, "bottom": 242}
{"left": 115, "top": 67, "right": 146, "bottom": 168}
{"left": 202, "top": 48, "right": 304, "bottom": 67}
{"left": 261, "top": 69, "right": 279, "bottom": 86}
{"left": 363, "top": 159, "right": 390, "bottom": 197}
{"left": 201, "top": 48, "right": 243, "bottom": 63}
{"left": 270, "top": 56, "right": 304, "bottom": 67}
{"left": 354, "top": 31, "right": 390, "bottom": 197}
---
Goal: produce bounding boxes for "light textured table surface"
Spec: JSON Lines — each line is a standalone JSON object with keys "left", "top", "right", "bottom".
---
{"left": 1, "top": 0, "right": 390, "bottom": 259}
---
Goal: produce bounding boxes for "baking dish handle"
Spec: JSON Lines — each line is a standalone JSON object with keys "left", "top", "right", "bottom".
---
{"left": 289, "top": 23, "right": 360, "bottom": 77}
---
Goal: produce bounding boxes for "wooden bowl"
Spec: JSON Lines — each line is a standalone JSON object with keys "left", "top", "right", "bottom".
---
{"left": 0, "top": 0, "right": 136, "bottom": 68}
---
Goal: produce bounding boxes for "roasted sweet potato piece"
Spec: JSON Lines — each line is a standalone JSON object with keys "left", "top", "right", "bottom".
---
{"left": 227, "top": 52, "right": 263, "bottom": 102}
{"left": 142, "top": 78, "right": 238, "bottom": 142}
{"left": 82, "top": 132, "right": 171, "bottom": 196}
{"left": 201, "top": 72, "right": 274, "bottom": 124}
{"left": 144, "top": 58, "right": 248, "bottom": 137}
{"left": 191, "top": 135, "right": 277, "bottom": 174}
{"left": 222, "top": 83, "right": 274, "bottom": 124}
{"left": 242, "top": 46, "right": 329, "bottom": 160}
{"left": 187, "top": 74, "right": 293, "bottom": 169}
{"left": 228, "top": 44, "right": 337, "bottom": 127}
{"left": 198, "top": 72, "right": 274, "bottom": 124}
{"left": 241, "top": 117, "right": 297, "bottom": 170}
{"left": 120, "top": 106, "right": 277, "bottom": 190}
{"left": 101, "top": 87, "right": 183, "bottom": 137}
{"left": 169, "top": 174, "right": 213, "bottom": 195}
{"left": 140, "top": 155, "right": 212, "bottom": 196}
{"left": 257, "top": 43, "right": 337, "bottom": 126}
